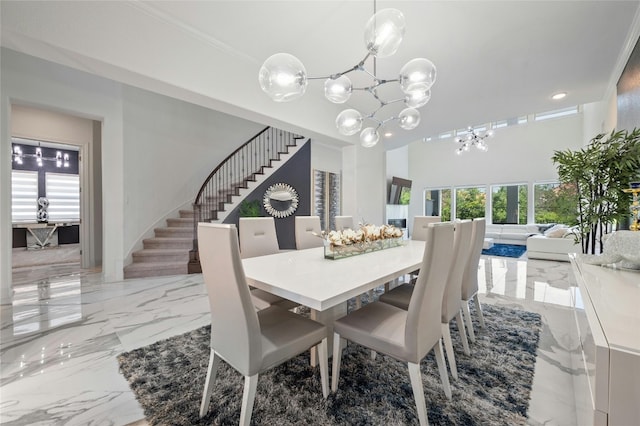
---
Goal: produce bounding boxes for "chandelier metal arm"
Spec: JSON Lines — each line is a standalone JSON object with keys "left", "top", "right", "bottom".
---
{"left": 307, "top": 53, "right": 373, "bottom": 81}
{"left": 259, "top": 8, "right": 437, "bottom": 148}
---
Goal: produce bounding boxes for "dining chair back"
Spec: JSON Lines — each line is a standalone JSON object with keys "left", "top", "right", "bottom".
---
{"left": 295, "top": 216, "right": 324, "bottom": 249}
{"left": 238, "top": 217, "right": 297, "bottom": 311}
{"left": 461, "top": 218, "right": 487, "bottom": 342}
{"left": 332, "top": 222, "right": 455, "bottom": 426}
{"left": 405, "top": 222, "right": 455, "bottom": 359}
{"left": 439, "top": 219, "right": 473, "bottom": 379}
{"left": 412, "top": 216, "right": 441, "bottom": 241}
{"left": 334, "top": 215, "right": 354, "bottom": 230}
{"left": 198, "top": 223, "right": 329, "bottom": 424}
{"left": 239, "top": 217, "right": 280, "bottom": 259}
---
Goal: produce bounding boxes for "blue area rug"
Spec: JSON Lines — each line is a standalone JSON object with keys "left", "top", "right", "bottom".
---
{"left": 482, "top": 243, "right": 527, "bottom": 258}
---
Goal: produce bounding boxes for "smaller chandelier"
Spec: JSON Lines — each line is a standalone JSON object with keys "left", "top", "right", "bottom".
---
{"left": 454, "top": 127, "right": 493, "bottom": 155}
{"left": 258, "top": 8, "right": 436, "bottom": 148}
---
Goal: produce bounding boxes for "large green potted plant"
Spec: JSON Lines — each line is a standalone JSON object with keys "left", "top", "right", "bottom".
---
{"left": 552, "top": 128, "right": 640, "bottom": 254}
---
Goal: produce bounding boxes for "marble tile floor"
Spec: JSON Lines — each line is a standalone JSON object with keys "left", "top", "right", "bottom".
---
{"left": 1, "top": 255, "right": 580, "bottom": 425}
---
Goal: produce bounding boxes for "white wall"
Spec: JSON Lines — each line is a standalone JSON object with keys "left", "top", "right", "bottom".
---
{"left": 342, "top": 142, "right": 386, "bottom": 226}
{"left": 121, "top": 86, "right": 264, "bottom": 258}
{"left": 1, "top": 48, "right": 271, "bottom": 301}
{"left": 310, "top": 140, "right": 342, "bottom": 175}
{"left": 1, "top": 48, "right": 124, "bottom": 303}
{"left": 583, "top": 93, "right": 618, "bottom": 143}
{"left": 406, "top": 113, "right": 585, "bottom": 221}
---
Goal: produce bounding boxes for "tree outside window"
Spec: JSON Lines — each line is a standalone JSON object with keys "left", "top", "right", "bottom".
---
{"left": 534, "top": 182, "right": 578, "bottom": 226}
{"left": 455, "top": 187, "right": 486, "bottom": 219}
{"left": 492, "top": 184, "right": 528, "bottom": 224}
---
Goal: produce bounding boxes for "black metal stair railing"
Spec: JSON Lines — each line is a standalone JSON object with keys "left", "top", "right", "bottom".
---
{"left": 188, "top": 126, "right": 303, "bottom": 272}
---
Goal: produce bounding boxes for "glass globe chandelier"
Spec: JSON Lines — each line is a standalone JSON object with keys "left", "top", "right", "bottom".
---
{"left": 258, "top": 8, "right": 436, "bottom": 148}
{"left": 454, "top": 127, "right": 494, "bottom": 155}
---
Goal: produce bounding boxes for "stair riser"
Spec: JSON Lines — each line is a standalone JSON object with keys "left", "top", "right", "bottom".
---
{"left": 155, "top": 228, "right": 193, "bottom": 238}
{"left": 166, "top": 219, "right": 194, "bottom": 228}
{"left": 143, "top": 240, "right": 192, "bottom": 249}
{"left": 179, "top": 210, "right": 195, "bottom": 218}
{"left": 132, "top": 253, "right": 189, "bottom": 263}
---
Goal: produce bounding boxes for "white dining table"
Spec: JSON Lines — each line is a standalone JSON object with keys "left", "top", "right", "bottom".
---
{"left": 242, "top": 239, "right": 426, "bottom": 364}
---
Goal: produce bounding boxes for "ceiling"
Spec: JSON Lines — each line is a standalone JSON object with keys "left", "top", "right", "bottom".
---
{"left": 2, "top": 1, "right": 639, "bottom": 150}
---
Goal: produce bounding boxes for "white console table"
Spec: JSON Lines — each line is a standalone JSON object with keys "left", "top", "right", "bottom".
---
{"left": 569, "top": 254, "right": 640, "bottom": 425}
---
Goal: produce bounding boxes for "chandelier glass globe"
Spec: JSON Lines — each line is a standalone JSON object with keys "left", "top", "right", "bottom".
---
{"left": 324, "top": 75, "right": 353, "bottom": 104}
{"left": 360, "top": 127, "right": 380, "bottom": 147}
{"left": 364, "top": 8, "right": 406, "bottom": 58}
{"left": 404, "top": 89, "right": 431, "bottom": 108}
{"left": 399, "top": 58, "right": 437, "bottom": 95}
{"left": 336, "top": 109, "right": 363, "bottom": 136}
{"left": 258, "top": 53, "right": 308, "bottom": 102}
{"left": 398, "top": 107, "right": 421, "bottom": 130}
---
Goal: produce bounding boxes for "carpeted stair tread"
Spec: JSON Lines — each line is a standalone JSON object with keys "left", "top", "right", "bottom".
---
{"left": 142, "top": 237, "right": 192, "bottom": 249}
{"left": 154, "top": 227, "right": 193, "bottom": 237}
{"left": 132, "top": 249, "right": 190, "bottom": 262}
{"left": 179, "top": 209, "right": 194, "bottom": 218}
{"left": 166, "top": 218, "right": 194, "bottom": 228}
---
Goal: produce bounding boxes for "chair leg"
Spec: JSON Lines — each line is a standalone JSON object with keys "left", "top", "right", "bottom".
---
{"left": 240, "top": 374, "right": 258, "bottom": 426}
{"left": 331, "top": 332, "right": 343, "bottom": 392}
{"left": 408, "top": 362, "right": 430, "bottom": 426}
{"left": 355, "top": 297, "right": 362, "bottom": 310}
{"left": 199, "top": 349, "right": 221, "bottom": 418}
{"left": 317, "top": 337, "right": 329, "bottom": 398}
{"left": 367, "top": 289, "right": 374, "bottom": 302}
{"left": 455, "top": 310, "right": 470, "bottom": 356}
{"left": 371, "top": 350, "right": 377, "bottom": 361}
{"left": 461, "top": 300, "right": 476, "bottom": 343}
{"left": 440, "top": 323, "right": 458, "bottom": 380}
{"left": 473, "top": 295, "right": 486, "bottom": 328}
{"left": 433, "top": 339, "right": 452, "bottom": 400}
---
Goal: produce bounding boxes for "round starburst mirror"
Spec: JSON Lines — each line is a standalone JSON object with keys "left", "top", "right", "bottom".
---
{"left": 263, "top": 183, "right": 299, "bottom": 218}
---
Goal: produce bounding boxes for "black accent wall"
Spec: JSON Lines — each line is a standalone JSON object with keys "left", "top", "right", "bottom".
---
{"left": 224, "top": 141, "right": 311, "bottom": 250}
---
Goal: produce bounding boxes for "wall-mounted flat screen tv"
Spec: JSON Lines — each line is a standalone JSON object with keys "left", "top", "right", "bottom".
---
{"left": 388, "top": 176, "right": 412, "bottom": 205}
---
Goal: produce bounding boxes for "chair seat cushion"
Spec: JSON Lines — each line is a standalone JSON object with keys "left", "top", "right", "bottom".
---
{"left": 258, "top": 306, "right": 327, "bottom": 371}
{"left": 378, "top": 283, "right": 413, "bottom": 310}
{"left": 251, "top": 288, "right": 298, "bottom": 311}
{"left": 334, "top": 301, "right": 410, "bottom": 362}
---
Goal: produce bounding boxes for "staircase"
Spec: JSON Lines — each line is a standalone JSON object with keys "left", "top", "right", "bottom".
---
{"left": 123, "top": 126, "right": 306, "bottom": 279}
{"left": 123, "top": 209, "right": 194, "bottom": 279}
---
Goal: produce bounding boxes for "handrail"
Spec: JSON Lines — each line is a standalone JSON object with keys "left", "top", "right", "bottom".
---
{"left": 189, "top": 126, "right": 302, "bottom": 269}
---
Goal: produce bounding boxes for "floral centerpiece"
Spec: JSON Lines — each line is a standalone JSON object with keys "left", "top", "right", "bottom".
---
{"left": 321, "top": 223, "right": 404, "bottom": 260}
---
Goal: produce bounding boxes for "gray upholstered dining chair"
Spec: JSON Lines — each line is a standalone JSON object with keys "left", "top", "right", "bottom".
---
{"left": 379, "top": 220, "right": 473, "bottom": 380}
{"left": 294, "top": 215, "right": 324, "bottom": 249}
{"left": 198, "top": 223, "right": 329, "bottom": 425}
{"left": 331, "top": 222, "right": 454, "bottom": 426}
{"left": 334, "top": 215, "right": 354, "bottom": 230}
{"left": 238, "top": 217, "right": 297, "bottom": 311}
{"left": 461, "top": 218, "right": 487, "bottom": 342}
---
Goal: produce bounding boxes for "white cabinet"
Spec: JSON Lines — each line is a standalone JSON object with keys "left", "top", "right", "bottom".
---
{"left": 570, "top": 256, "right": 640, "bottom": 425}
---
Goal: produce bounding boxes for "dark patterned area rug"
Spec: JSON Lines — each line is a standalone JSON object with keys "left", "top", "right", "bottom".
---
{"left": 482, "top": 243, "right": 527, "bottom": 258}
{"left": 118, "top": 304, "right": 541, "bottom": 425}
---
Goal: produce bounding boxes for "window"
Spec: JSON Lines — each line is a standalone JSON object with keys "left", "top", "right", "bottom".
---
{"left": 534, "top": 182, "right": 578, "bottom": 225}
{"left": 491, "top": 184, "right": 528, "bottom": 224}
{"left": 455, "top": 186, "right": 486, "bottom": 220}
{"left": 45, "top": 173, "right": 80, "bottom": 221}
{"left": 11, "top": 170, "right": 38, "bottom": 222}
{"left": 534, "top": 106, "right": 579, "bottom": 121}
{"left": 424, "top": 188, "right": 451, "bottom": 219}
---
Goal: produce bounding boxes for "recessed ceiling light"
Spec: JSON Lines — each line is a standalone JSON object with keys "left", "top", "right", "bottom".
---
{"left": 551, "top": 92, "right": 567, "bottom": 100}
{"left": 384, "top": 131, "right": 393, "bottom": 138}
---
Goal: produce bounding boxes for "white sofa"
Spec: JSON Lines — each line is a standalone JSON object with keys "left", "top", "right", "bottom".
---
{"left": 484, "top": 224, "right": 540, "bottom": 246}
{"left": 526, "top": 226, "right": 581, "bottom": 261}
